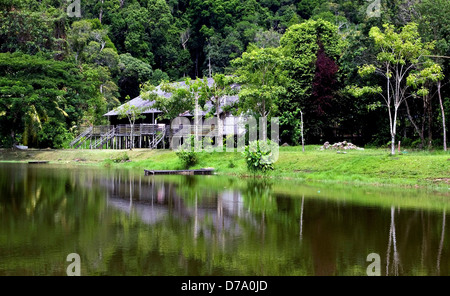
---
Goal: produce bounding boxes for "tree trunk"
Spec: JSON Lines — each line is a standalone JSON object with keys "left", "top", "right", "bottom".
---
{"left": 260, "top": 98, "right": 268, "bottom": 141}
{"left": 168, "top": 126, "right": 173, "bottom": 149}
{"left": 216, "top": 101, "right": 223, "bottom": 150}
{"left": 208, "top": 56, "right": 212, "bottom": 78}
{"left": 391, "top": 134, "right": 396, "bottom": 155}
{"left": 427, "top": 95, "right": 433, "bottom": 149}
{"left": 130, "top": 123, "right": 134, "bottom": 150}
{"left": 300, "top": 109, "right": 305, "bottom": 152}
{"left": 99, "top": 0, "right": 103, "bottom": 23}
{"left": 195, "top": 53, "right": 199, "bottom": 78}
{"left": 259, "top": 116, "right": 268, "bottom": 142}
{"left": 437, "top": 81, "right": 447, "bottom": 151}
{"left": 436, "top": 209, "right": 446, "bottom": 275}
{"left": 388, "top": 105, "right": 396, "bottom": 155}
{"left": 387, "top": 71, "right": 394, "bottom": 155}
{"left": 391, "top": 106, "right": 399, "bottom": 156}
{"left": 194, "top": 97, "right": 201, "bottom": 151}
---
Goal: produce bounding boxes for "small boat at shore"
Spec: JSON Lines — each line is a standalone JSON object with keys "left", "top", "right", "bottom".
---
{"left": 13, "top": 144, "right": 28, "bottom": 150}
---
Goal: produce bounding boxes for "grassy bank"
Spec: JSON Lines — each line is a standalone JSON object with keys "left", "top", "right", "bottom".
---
{"left": 0, "top": 146, "right": 449, "bottom": 189}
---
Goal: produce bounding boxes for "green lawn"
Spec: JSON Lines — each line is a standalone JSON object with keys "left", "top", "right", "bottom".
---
{"left": 1, "top": 146, "right": 449, "bottom": 189}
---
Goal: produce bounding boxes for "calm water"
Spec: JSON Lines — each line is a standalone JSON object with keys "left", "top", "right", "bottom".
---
{"left": 0, "top": 163, "right": 448, "bottom": 276}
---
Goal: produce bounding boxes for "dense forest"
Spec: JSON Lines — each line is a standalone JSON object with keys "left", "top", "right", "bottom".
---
{"left": 0, "top": 0, "right": 448, "bottom": 150}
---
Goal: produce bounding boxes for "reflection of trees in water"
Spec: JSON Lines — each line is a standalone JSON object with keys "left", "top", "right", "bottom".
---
{"left": 300, "top": 194, "right": 304, "bottom": 241}
{"left": 1, "top": 164, "right": 448, "bottom": 276}
{"left": 384, "top": 206, "right": 449, "bottom": 276}
{"left": 437, "top": 209, "right": 446, "bottom": 275}
{"left": 0, "top": 164, "right": 110, "bottom": 275}
{"left": 386, "top": 206, "right": 401, "bottom": 276}
{"left": 241, "top": 179, "right": 275, "bottom": 214}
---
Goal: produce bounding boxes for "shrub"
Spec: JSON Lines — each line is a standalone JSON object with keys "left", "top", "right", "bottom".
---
{"left": 176, "top": 149, "right": 198, "bottom": 168}
{"left": 243, "top": 140, "right": 275, "bottom": 173}
{"left": 176, "top": 135, "right": 198, "bottom": 168}
{"left": 112, "top": 152, "right": 130, "bottom": 163}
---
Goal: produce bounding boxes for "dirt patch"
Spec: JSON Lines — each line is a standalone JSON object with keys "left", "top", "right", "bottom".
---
{"left": 431, "top": 178, "right": 450, "bottom": 184}
{"left": 293, "top": 169, "right": 316, "bottom": 173}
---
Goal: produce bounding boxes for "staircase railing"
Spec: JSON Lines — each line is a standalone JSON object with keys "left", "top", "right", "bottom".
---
{"left": 91, "top": 127, "right": 116, "bottom": 149}
{"left": 150, "top": 128, "right": 166, "bottom": 149}
{"left": 70, "top": 126, "right": 93, "bottom": 149}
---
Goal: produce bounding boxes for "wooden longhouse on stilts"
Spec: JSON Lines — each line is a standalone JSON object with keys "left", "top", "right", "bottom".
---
{"left": 70, "top": 78, "right": 243, "bottom": 150}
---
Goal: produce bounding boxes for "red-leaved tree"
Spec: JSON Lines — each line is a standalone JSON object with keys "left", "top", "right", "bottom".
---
{"left": 310, "top": 43, "right": 339, "bottom": 116}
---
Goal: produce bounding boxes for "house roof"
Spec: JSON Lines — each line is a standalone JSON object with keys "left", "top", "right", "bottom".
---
{"left": 104, "top": 77, "right": 239, "bottom": 117}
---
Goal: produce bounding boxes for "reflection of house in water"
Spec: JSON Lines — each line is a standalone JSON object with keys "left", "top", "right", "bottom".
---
{"left": 107, "top": 197, "right": 168, "bottom": 225}
{"left": 99, "top": 174, "right": 256, "bottom": 240}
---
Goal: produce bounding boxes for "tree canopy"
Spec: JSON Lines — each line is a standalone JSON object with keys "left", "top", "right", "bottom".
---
{"left": 0, "top": 0, "right": 448, "bottom": 150}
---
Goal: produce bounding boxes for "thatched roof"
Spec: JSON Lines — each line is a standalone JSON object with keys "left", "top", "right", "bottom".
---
{"left": 104, "top": 77, "right": 239, "bottom": 117}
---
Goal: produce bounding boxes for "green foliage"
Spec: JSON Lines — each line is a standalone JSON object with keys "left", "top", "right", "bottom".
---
{"left": 407, "top": 63, "right": 444, "bottom": 90}
{"left": 115, "top": 102, "right": 146, "bottom": 123}
{"left": 278, "top": 19, "right": 344, "bottom": 144}
{"left": 112, "top": 152, "right": 130, "bottom": 163}
{"left": 232, "top": 45, "right": 287, "bottom": 118}
{"left": 0, "top": 7, "right": 67, "bottom": 56}
{"left": 354, "top": 22, "right": 438, "bottom": 154}
{"left": 141, "top": 80, "right": 194, "bottom": 122}
{"left": 67, "top": 19, "right": 117, "bottom": 65}
{"left": 0, "top": 52, "right": 103, "bottom": 148}
{"left": 0, "top": 0, "right": 449, "bottom": 151}
{"left": 176, "top": 136, "right": 198, "bottom": 169}
{"left": 176, "top": 150, "right": 198, "bottom": 169}
{"left": 243, "top": 140, "right": 275, "bottom": 174}
{"left": 415, "top": 0, "right": 450, "bottom": 57}
{"left": 37, "top": 119, "right": 73, "bottom": 149}
{"left": 118, "top": 53, "right": 155, "bottom": 99}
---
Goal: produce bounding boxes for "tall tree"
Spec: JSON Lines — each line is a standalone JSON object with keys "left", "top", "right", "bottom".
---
{"left": 353, "top": 23, "right": 435, "bottom": 155}
{"left": 407, "top": 63, "right": 445, "bottom": 149}
{"left": 114, "top": 100, "right": 147, "bottom": 150}
{"left": 0, "top": 52, "right": 102, "bottom": 148}
{"left": 415, "top": 0, "right": 450, "bottom": 151}
{"left": 279, "top": 19, "right": 343, "bottom": 144}
{"left": 198, "top": 74, "right": 236, "bottom": 149}
{"left": 232, "top": 45, "right": 286, "bottom": 118}
{"left": 140, "top": 80, "right": 194, "bottom": 147}
{"left": 117, "top": 53, "right": 154, "bottom": 100}
{"left": 311, "top": 43, "right": 339, "bottom": 116}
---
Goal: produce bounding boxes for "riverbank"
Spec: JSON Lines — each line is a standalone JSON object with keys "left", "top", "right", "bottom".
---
{"left": 0, "top": 146, "right": 449, "bottom": 190}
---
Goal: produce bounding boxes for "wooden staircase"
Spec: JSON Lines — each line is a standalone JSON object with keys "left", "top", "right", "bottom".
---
{"left": 70, "top": 127, "right": 92, "bottom": 149}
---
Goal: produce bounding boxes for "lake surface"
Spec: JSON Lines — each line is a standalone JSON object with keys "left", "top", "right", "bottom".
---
{"left": 0, "top": 162, "right": 448, "bottom": 276}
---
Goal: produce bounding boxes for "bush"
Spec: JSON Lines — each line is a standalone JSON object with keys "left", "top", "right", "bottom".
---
{"left": 112, "top": 152, "right": 130, "bottom": 163}
{"left": 176, "top": 149, "right": 198, "bottom": 168}
{"left": 243, "top": 140, "right": 276, "bottom": 173}
{"left": 176, "top": 135, "right": 198, "bottom": 168}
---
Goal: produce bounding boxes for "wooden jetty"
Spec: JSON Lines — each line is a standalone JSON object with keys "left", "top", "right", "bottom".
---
{"left": 144, "top": 168, "right": 214, "bottom": 176}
